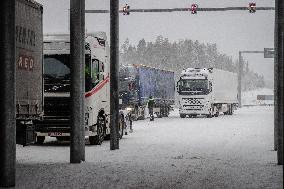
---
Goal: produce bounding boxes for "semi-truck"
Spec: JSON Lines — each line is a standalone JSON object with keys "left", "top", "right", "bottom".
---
{"left": 119, "top": 64, "right": 175, "bottom": 120}
{"left": 15, "top": 0, "right": 43, "bottom": 146}
{"left": 177, "top": 68, "right": 238, "bottom": 118}
{"left": 35, "top": 32, "right": 126, "bottom": 145}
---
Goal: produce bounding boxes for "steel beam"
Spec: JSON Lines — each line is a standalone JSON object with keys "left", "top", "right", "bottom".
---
{"left": 0, "top": 0, "right": 16, "bottom": 187}
{"left": 110, "top": 0, "right": 120, "bottom": 150}
{"left": 85, "top": 7, "right": 275, "bottom": 14}
{"left": 70, "top": 0, "right": 85, "bottom": 163}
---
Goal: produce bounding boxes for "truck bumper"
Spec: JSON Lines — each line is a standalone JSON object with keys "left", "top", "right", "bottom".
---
{"left": 179, "top": 108, "right": 210, "bottom": 115}
{"left": 36, "top": 131, "right": 95, "bottom": 137}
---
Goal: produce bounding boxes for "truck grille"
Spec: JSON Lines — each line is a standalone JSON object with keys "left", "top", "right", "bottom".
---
{"left": 182, "top": 98, "right": 204, "bottom": 105}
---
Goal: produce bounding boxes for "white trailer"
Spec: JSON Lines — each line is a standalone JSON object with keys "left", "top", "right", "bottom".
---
{"left": 177, "top": 68, "right": 238, "bottom": 118}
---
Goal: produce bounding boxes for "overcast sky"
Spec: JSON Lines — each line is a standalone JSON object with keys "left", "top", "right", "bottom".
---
{"left": 36, "top": 0, "right": 275, "bottom": 85}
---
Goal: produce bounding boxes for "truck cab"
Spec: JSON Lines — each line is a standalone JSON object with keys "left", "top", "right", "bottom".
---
{"left": 35, "top": 32, "right": 126, "bottom": 144}
{"left": 177, "top": 68, "right": 238, "bottom": 118}
{"left": 177, "top": 68, "right": 215, "bottom": 118}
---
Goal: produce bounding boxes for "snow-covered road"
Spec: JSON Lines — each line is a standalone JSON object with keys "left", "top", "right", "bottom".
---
{"left": 12, "top": 106, "right": 282, "bottom": 189}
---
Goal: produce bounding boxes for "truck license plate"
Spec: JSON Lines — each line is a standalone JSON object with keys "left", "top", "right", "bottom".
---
{"left": 48, "top": 132, "right": 62, "bottom": 136}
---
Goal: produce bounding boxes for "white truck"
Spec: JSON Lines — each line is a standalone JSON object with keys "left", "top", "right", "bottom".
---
{"left": 35, "top": 32, "right": 127, "bottom": 144}
{"left": 177, "top": 68, "right": 238, "bottom": 118}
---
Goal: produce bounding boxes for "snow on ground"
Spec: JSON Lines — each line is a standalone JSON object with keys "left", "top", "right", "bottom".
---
{"left": 7, "top": 106, "right": 283, "bottom": 189}
{"left": 242, "top": 88, "right": 274, "bottom": 106}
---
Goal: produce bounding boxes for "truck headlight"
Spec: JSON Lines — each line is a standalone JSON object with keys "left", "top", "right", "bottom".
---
{"left": 126, "top": 107, "right": 133, "bottom": 111}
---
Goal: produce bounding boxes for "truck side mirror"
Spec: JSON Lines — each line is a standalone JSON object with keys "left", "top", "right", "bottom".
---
{"left": 176, "top": 81, "right": 181, "bottom": 93}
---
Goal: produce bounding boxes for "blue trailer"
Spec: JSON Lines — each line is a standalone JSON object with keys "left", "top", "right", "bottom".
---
{"left": 119, "top": 64, "right": 175, "bottom": 120}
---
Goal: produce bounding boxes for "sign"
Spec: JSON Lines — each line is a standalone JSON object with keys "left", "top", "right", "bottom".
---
{"left": 264, "top": 48, "right": 274, "bottom": 58}
{"left": 18, "top": 55, "right": 34, "bottom": 70}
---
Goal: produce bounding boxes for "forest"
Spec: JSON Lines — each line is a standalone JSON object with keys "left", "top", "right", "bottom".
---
{"left": 120, "top": 36, "right": 265, "bottom": 91}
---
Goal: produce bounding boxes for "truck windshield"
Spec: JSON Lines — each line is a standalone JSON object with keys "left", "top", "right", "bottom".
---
{"left": 179, "top": 79, "right": 209, "bottom": 94}
{"left": 44, "top": 54, "right": 70, "bottom": 79}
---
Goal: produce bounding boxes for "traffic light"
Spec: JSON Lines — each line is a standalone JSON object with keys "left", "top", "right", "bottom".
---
{"left": 191, "top": 4, "right": 198, "bottom": 14}
{"left": 248, "top": 3, "right": 256, "bottom": 13}
{"left": 123, "top": 4, "right": 130, "bottom": 15}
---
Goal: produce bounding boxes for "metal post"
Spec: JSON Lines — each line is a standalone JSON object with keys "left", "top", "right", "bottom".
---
{"left": 0, "top": 0, "right": 16, "bottom": 187}
{"left": 110, "top": 0, "right": 119, "bottom": 150}
{"left": 70, "top": 0, "right": 85, "bottom": 163}
{"left": 238, "top": 52, "right": 243, "bottom": 108}
{"left": 276, "top": 0, "right": 283, "bottom": 165}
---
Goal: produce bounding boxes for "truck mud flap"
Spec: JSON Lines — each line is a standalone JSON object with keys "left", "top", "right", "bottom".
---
{"left": 16, "top": 124, "right": 35, "bottom": 146}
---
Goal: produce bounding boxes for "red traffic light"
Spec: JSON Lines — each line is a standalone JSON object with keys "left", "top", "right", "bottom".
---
{"left": 191, "top": 4, "right": 198, "bottom": 14}
{"left": 123, "top": 4, "right": 130, "bottom": 15}
{"left": 248, "top": 3, "right": 256, "bottom": 13}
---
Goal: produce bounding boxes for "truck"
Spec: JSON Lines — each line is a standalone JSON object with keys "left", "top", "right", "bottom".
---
{"left": 15, "top": 0, "right": 43, "bottom": 146}
{"left": 176, "top": 68, "right": 238, "bottom": 118}
{"left": 119, "top": 64, "right": 175, "bottom": 120}
{"left": 35, "top": 32, "right": 126, "bottom": 145}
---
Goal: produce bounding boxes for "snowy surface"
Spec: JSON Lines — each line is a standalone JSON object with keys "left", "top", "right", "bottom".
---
{"left": 242, "top": 88, "right": 274, "bottom": 106}
{"left": 9, "top": 106, "right": 283, "bottom": 189}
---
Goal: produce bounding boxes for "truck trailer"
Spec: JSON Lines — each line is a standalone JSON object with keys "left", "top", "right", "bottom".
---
{"left": 177, "top": 68, "right": 238, "bottom": 118}
{"left": 35, "top": 32, "right": 126, "bottom": 145}
{"left": 15, "top": 0, "right": 43, "bottom": 146}
{"left": 119, "top": 64, "right": 175, "bottom": 120}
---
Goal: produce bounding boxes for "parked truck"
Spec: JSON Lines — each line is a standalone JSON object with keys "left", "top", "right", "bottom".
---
{"left": 15, "top": 0, "right": 43, "bottom": 146}
{"left": 119, "top": 64, "right": 175, "bottom": 120}
{"left": 35, "top": 32, "right": 126, "bottom": 145}
{"left": 177, "top": 68, "right": 238, "bottom": 118}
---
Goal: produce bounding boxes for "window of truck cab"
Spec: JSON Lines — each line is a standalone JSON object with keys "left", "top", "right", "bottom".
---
{"left": 85, "top": 57, "right": 105, "bottom": 92}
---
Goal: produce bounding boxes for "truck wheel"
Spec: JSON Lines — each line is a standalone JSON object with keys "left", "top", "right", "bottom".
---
{"left": 214, "top": 111, "right": 219, "bottom": 117}
{"left": 36, "top": 136, "right": 45, "bottom": 144}
{"left": 180, "top": 114, "right": 186, "bottom": 118}
{"left": 207, "top": 111, "right": 213, "bottom": 118}
{"left": 89, "top": 134, "right": 103, "bottom": 145}
{"left": 140, "top": 109, "right": 146, "bottom": 120}
{"left": 229, "top": 105, "right": 234, "bottom": 115}
{"left": 90, "top": 119, "right": 105, "bottom": 145}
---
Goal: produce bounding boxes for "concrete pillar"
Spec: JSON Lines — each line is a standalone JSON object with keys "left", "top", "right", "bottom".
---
{"left": 110, "top": 0, "right": 120, "bottom": 150}
{"left": 276, "top": 0, "right": 283, "bottom": 165}
{"left": 274, "top": 0, "right": 278, "bottom": 151}
{"left": 70, "top": 0, "right": 85, "bottom": 163}
{"left": 0, "top": 0, "right": 16, "bottom": 187}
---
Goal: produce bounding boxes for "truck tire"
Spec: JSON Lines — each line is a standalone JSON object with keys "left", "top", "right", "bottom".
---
{"left": 207, "top": 108, "right": 213, "bottom": 118}
{"left": 214, "top": 111, "right": 219, "bottom": 117}
{"left": 89, "top": 132, "right": 103, "bottom": 145}
{"left": 140, "top": 109, "right": 146, "bottom": 120}
{"left": 228, "top": 105, "right": 234, "bottom": 115}
{"left": 36, "top": 136, "right": 45, "bottom": 144}
{"left": 156, "top": 112, "right": 162, "bottom": 118}
{"left": 180, "top": 114, "right": 186, "bottom": 118}
{"left": 90, "top": 117, "right": 105, "bottom": 145}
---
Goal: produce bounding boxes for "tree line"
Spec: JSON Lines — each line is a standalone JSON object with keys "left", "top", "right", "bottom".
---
{"left": 120, "top": 36, "right": 265, "bottom": 91}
